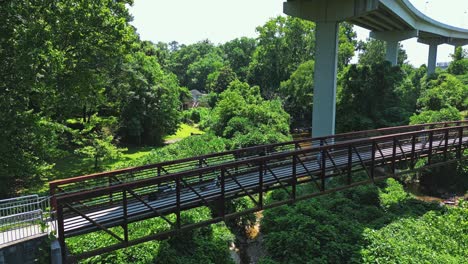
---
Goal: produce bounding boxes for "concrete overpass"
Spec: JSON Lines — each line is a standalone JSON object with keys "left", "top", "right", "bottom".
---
{"left": 283, "top": 0, "right": 468, "bottom": 138}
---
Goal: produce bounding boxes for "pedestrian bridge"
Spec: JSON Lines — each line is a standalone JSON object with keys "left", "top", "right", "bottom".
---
{"left": 49, "top": 121, "right": 468, "bottom": 262}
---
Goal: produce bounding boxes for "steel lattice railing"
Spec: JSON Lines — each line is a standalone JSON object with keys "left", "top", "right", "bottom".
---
{"left": 52, "top": 122, "right": 468, "bottom": 262}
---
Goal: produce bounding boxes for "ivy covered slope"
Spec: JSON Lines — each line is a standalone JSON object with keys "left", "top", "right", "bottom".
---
{"left": 259, "top": 178, "right": 468, "bottom": 264}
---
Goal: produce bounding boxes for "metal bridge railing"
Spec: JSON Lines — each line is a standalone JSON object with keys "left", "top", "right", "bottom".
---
{"left": 0, "top": 195, "right": 55, "bottom": 245}
{"left": 53, "top": 123, "right": 468, "bottom": 261}
{"left": 49, "top": 120, "right": 468, "bottom": 208}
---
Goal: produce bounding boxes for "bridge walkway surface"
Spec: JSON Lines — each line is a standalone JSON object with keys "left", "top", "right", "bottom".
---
{"left": 48, "top": 121, "right": 468, "bottom": 262}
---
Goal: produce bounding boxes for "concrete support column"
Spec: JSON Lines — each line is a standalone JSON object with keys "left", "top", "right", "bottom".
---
{"left": 371, "top": 30, "right": 418, "bottom": 66}
{"left": 312, "top": 21, "right": 339, "bottom": 137}
{"left": 385, "top": 40, "right": 399, "bottom": 66}
{"left": 418, "top": 38, "right": 448, "bottom": 75}
{"left": 428, "top": 43, "right": 438, "bottom": 74}
{"left": 51, "top": 239, "right": 63, "bottom": 264}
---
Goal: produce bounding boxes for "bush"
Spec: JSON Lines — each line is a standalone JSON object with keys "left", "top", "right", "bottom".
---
{"left": 409, "top": 107, "right": 462, "bottom": 125}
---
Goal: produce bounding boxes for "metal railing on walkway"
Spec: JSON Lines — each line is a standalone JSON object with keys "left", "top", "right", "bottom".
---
{"left": 53, "top": 122, "right": 468, "bottom": 262}
{"left": 0, "top": 195, "right": 55, "bottom": 245}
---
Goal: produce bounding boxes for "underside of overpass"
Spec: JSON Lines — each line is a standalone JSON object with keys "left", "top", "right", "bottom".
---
{"left": 284, "top": 0, "right": 468, "bottom": 137}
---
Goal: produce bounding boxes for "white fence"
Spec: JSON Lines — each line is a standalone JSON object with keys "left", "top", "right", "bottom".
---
{"left": 0, "top": 195, "right": 55, "bottom": 245}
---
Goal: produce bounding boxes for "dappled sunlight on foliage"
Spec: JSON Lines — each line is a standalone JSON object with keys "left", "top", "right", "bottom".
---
{"left": 260, "top": 178, "right": 460, "bottom": 263}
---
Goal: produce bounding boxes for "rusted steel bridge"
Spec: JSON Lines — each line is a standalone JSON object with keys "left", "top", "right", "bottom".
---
{"left": 50, "top": 121, "right": 468, "bottom": 262}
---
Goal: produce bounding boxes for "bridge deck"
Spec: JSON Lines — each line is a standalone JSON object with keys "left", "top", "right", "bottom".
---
{"left": 62, "top": 135, "right": 468, "bottom": 237}
{"left": 50, "top": 121, "right": 468, "bottom": 261}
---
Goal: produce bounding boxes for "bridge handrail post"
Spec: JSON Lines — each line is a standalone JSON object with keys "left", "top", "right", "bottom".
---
{"left": 392, "top": 137, "right": 397, "bottom": 174}
{"left": 221, "top": 168, "right": 225, "bottom": 219}
{"left": 57, "top": 204, "right": 66, "bottom": 263}
{"left": 292, "top": 154, "right": 297, "bottom": 200}
{"left": 347, "top": 145, "right": 352, "bottom": 185}
{"left": 49, "top": 183, "right": 57, "bottom": 211}
{"left": 320, "top": 149, "right": 326, "bottom": 191}
{"left": 198, "top": 159, "right": 203, "bottom": 182}
{"left": 410, "top": 134, "right": 416, "bottom": 169}
{"left": 108, "top": 176, "right": 113, "bottom": 204}
{"left": 258, "top": 160, "right": 264, "bottom": 210}
{"left": 444, "top": 129, "right": 449, "bottom": 161}
{"left": 457, "top": 126, "right": 463, "bottom": 159}
{"left": 428, "top": 131, "right": 434, "bottom": 164}
{"left": 175, "top": 176, "right": 181, "bottom": 230}
{"left": 370, "top": 142, "right": 375, "bottom": 182}
{"left": 122, "top": 189, "right": 128, "bottom": 243}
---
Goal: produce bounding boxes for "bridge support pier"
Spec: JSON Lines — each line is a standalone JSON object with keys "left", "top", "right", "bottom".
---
{"left": 283, "top": 0, "right": 382, "bottom": 137}
{"left": 427, "top": 43, "right": 438, "bottom": 74}
{"left": 385, "top": 40, "right": 399, "bottom": 66}
{"left": 312, "top": 21, "right": 339, "bottom": 137}
{"left": 418, "top": 38, "right": 447, "bottom": 75}
{"left": 370, "top": 30, "right": 418, "bottom": 66}
{"left": 51, "top": 239, "right": 63, "bottom": 264}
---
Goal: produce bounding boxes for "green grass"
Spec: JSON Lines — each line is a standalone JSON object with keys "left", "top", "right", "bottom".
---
{"left": 29, "top": 146, "right": 156, "bottom": 194}
{"left": 26, "top": 123, "right": 205, "bottom": 195}
{"left": 52, "top": 146, "right": 154, "bottom": 179}
{"left": 164, "top": 123, "right": 204, "bottom": 141}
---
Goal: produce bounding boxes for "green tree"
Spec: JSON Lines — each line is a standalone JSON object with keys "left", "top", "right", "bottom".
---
{"left": 447, "top": 46, "right": 468, "bottom": 75}
{"left": 337, "top": 62, "right": 410, "bottom": 132}
{"left": 75, "top": 133, "right": 126, "bottom": 170}
{"left": 220, "top": 37, "right": 257, "bottom": 81}
{"left": 409, "top": 107, "right": 462, "bottom": 124}
{"left": 0, "top": 0, "right": 134, "bottom": 196}
{"left": 357, "top": 39, "right": 408, "bottom": 66}
{"left": 279, "top": 60, "right": 315, "bottom": 128}
{"left": 73, "top": 115, "right": 126, "bottom": 170}
{"left": 168, "top": 40, "right": 218, "bottom": 88}
{"left": 207, "top": 66, "right": 238, "bottom": 94}
{"left": 247, "top": 16, "right": 316, "bottom": 98}
{"left": 119, "top": 50, "right": 181, "bottom": 146}
{"left": 417, "top": 73, "right": 468, "bottom": 111}
{"left": 248, "top": 18, "right": 356, "bottom": 98}
{"left": 187, "top": 52, "right": 225, "bottom": 92}
{"left": 208, "top": 80, "right": 291, "bottom": 149}
{"left": 338, "top": 22, "right": 358, "bottom": 69}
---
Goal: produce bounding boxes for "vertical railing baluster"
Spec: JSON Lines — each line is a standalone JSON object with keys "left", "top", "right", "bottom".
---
{"left": 410, "top": 134, "right": 416, "bottom": 169}
{"left": 123, "top": 189, "right": 128, "bottom": 243}
{"left": 198, "top": 159, "right": 203, "bottom": 182}
{"left": 370, "top": 142, "right": 375, "bottom": 181}
{"left": 109, "top": 176, "right": 113, "bottom": 204}
{"left": 259, "top": 160, "right": 264, "bottom": 210}
{"left": 221, "top": 168, "right": 225, "bottom": 219}
{"left": 57, "top": 204, "right": 66, "bottom": 263}
{"left": 444, "top": 129, "right": 449, "bottom": 161}
{"left": 428, "top": 131, "right": 434, "bottom": 165}
{"left": 347, "top": 145, "right": 352, "bottom": 185}
{"left": 321, "top": 149, "right": 326, "bottom": 191}
{"left": 176, "top": 176, "right": 181, "bottom": 230}
{"left": 292, "top": 155, "right": 297, "bottom": 201}
{"left": 392, "top": 137, "right": 397, "bottom": 174}
{"left": 457, "top": 127, "right": 463, "bottom": 159}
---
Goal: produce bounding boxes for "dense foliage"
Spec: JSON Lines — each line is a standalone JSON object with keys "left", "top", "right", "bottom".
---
{"left": 2, "top": 1, "right": 468, "bottom": 263}
{"left": 207, "top": 81, "right": 291, "bottom": 149}
{"left": 260, "top": 178, "right": 467, "bottom": 263}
